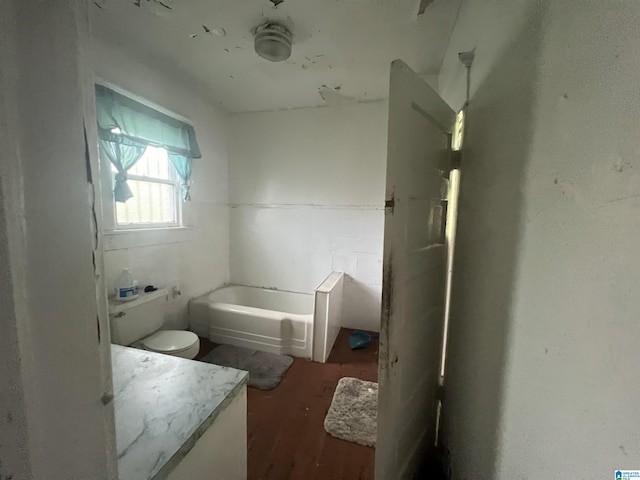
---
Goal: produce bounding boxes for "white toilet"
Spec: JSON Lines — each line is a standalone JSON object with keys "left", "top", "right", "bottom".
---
{"left": 108, "top": 289, "right": 200, "bottom": 359}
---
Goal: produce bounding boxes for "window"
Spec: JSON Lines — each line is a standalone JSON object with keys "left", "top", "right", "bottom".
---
{"left": 452, "top": 108, "right": 465, "bottom": 152}
{"left": 113, "top": 146, "right": 181, "bottom": 228}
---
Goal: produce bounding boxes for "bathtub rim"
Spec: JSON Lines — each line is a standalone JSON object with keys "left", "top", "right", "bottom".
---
{"left": 192, "top": 284, "right": 315, "bottom": 319}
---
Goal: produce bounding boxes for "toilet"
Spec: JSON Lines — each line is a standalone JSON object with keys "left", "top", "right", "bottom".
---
{"left": 108, "top": 288, "right": 200, "bottom": 359}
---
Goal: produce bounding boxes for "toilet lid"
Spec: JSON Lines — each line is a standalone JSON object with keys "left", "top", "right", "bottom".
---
{"left": 142, "top": 330, "right": 198, "bottom": 353}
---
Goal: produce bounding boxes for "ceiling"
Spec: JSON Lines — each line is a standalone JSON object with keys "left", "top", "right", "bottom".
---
{"left": 91, "top": 0, "right": 461, "bottom": 113}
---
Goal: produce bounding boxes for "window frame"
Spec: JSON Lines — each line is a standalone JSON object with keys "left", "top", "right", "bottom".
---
{"left": 111, "top": 147, "right": 183, "bottom": 231}
{"left": 95, "top": 80, "right": 196, "bottom": 242}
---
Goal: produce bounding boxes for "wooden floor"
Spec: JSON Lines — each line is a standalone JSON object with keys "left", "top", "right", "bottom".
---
{"left": 196, "top": 328, "right": 378, "bottom": 480}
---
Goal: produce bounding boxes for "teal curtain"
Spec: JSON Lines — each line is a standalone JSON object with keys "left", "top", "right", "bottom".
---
{"left": 95, "top": 84, "right": 201, "bottom": 202}
{"left": 168, "top": 153, "right": 193, "bottom": 201}
{"left": 98, "top": 138, "right": 146, "bottom": 203}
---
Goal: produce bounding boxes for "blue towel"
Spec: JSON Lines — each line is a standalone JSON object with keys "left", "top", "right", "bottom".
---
{"left": 348, "top": 331, "right": 378, "bottom": 350}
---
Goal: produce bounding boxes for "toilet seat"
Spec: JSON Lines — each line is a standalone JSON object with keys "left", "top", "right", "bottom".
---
{"left": 142, "top": 330, "right": 200, "bottom": 359}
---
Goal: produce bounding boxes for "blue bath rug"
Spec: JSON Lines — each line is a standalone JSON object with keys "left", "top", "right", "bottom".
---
{"left": 200, "top": 344, "right": 293, "bottom": 390}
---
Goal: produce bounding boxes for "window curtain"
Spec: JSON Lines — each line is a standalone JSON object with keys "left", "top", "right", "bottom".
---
{"left": 168, "top": 153, "right": 193, "bottom": 201}
{"left": 98, "top": 136, "right": 146, "bottom": 203}
{"left": 95, "top": 84, "right": 201, "bottom": 202}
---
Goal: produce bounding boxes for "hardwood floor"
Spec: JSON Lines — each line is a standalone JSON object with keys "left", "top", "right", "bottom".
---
{"left": 196, "top": 328, "right": 378, "bottom": 480}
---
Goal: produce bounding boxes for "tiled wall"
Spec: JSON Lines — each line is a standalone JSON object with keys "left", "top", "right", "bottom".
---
{"left": 228, "top": 102, "right": 387, "bottom": 332}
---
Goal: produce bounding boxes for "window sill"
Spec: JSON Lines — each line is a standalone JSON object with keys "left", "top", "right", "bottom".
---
{"left": 103, "top": 226, "right": 194, "bottom": 251}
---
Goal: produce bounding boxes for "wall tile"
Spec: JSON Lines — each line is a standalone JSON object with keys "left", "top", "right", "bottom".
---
{"left": 228, "top": 103, "right": 387, "bottom": 332}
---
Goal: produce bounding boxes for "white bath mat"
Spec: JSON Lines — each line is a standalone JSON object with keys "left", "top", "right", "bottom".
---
{"left": 200, "top": 344, "right": 293, "bottom": 390}
{"left": 324, "top": 377, "right": 378, "bottom": 447}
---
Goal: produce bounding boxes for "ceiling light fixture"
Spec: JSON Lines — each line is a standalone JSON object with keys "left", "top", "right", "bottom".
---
{"left": 254, "top": 22, "right": 292, "bottom": 62}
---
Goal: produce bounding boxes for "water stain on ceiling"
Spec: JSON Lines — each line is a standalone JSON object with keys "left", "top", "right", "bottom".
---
{"left": 91, "top": 0, "right": 461, "bottom": 112}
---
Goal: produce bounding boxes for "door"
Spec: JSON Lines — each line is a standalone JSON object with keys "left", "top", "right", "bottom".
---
{"left": 376, "top": 60, "right": 456, "bottom": 480}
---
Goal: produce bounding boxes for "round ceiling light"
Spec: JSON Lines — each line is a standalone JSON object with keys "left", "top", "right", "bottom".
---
{"left": 254, "top": 22, "right": 292, "bottom": 62}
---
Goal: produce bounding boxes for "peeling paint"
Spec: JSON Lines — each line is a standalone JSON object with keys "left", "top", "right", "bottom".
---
{"left": 84, "top": 126, "right": 92, "bottom": 183}
{"left": 83, "top": 124, "right": 99, "bottom": 250}
{"left": 380, "top": 256, "right": 393, "bottom": 370}
{"left": 131, "top": 0, "right": 174, "bottom": 11}
{"left": 100, "top": 392, "right": 114, "bottom": 406}
{"left": 84, "top": 120, "right": 102, "bottom": 347}
{"left": 417, "top": 0, "right": 435, "bottom": 15}
{"left": 203, "top": 25, "right": 226, "bottom": 37}
{"left": 384, "top": 193, "right": 395, "bottom": 214}
{"left": 129, "top": 0, "right": 173, "bottom": 11}
{"left": 93, "top": 0, "right": 461, "bottom": 112}
{"left": 318, "top": 85, "right": 353, "bottom": 105}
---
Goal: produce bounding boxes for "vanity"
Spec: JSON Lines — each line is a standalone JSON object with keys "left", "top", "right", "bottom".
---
{"left": 111, "top": 345, "right": 248, "bottom": 480}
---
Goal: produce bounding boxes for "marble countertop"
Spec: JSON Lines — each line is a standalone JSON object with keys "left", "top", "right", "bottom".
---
{"left": 111, "top": 345, "right": 248, "bottom": 480}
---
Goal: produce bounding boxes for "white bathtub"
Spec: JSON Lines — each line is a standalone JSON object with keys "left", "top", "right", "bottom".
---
{"left": 189, "top": 285, "right": 315, "bottom": 358}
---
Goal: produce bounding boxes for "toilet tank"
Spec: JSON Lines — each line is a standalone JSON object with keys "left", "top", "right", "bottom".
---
{"left": 109, "top": 289, "right": 168, "bottom": 346}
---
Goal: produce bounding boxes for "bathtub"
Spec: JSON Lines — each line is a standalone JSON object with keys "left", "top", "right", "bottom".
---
{"left": 189, "top": 285, "right": 315, "bottom": 358}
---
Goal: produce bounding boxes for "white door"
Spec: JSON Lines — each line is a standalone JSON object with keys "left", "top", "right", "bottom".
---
{"left": 376, "top": 60, "right": 456, "bottom": 480}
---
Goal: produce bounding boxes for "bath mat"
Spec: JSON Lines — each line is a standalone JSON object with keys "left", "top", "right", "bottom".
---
{"left": 324, "top": 377, "right": 378, "bottom": 447}
{"left": 200, "top": 344, "right": 293, "bottom": 390}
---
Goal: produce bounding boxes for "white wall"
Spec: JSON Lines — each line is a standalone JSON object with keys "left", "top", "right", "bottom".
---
{"left": 313, "top": 272, "right": 345, "bottom": 362}
{"left": 227, "top": 102, "right": 387, "bottom": 332}
{"left": 439, "top": 1, "right": 640, "bottom": 478}
{"left": 0, "top": 1, "right": 116, "bottom": 478}
{"left": 91, "top": 40, "right": 230, "bottom": 330}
